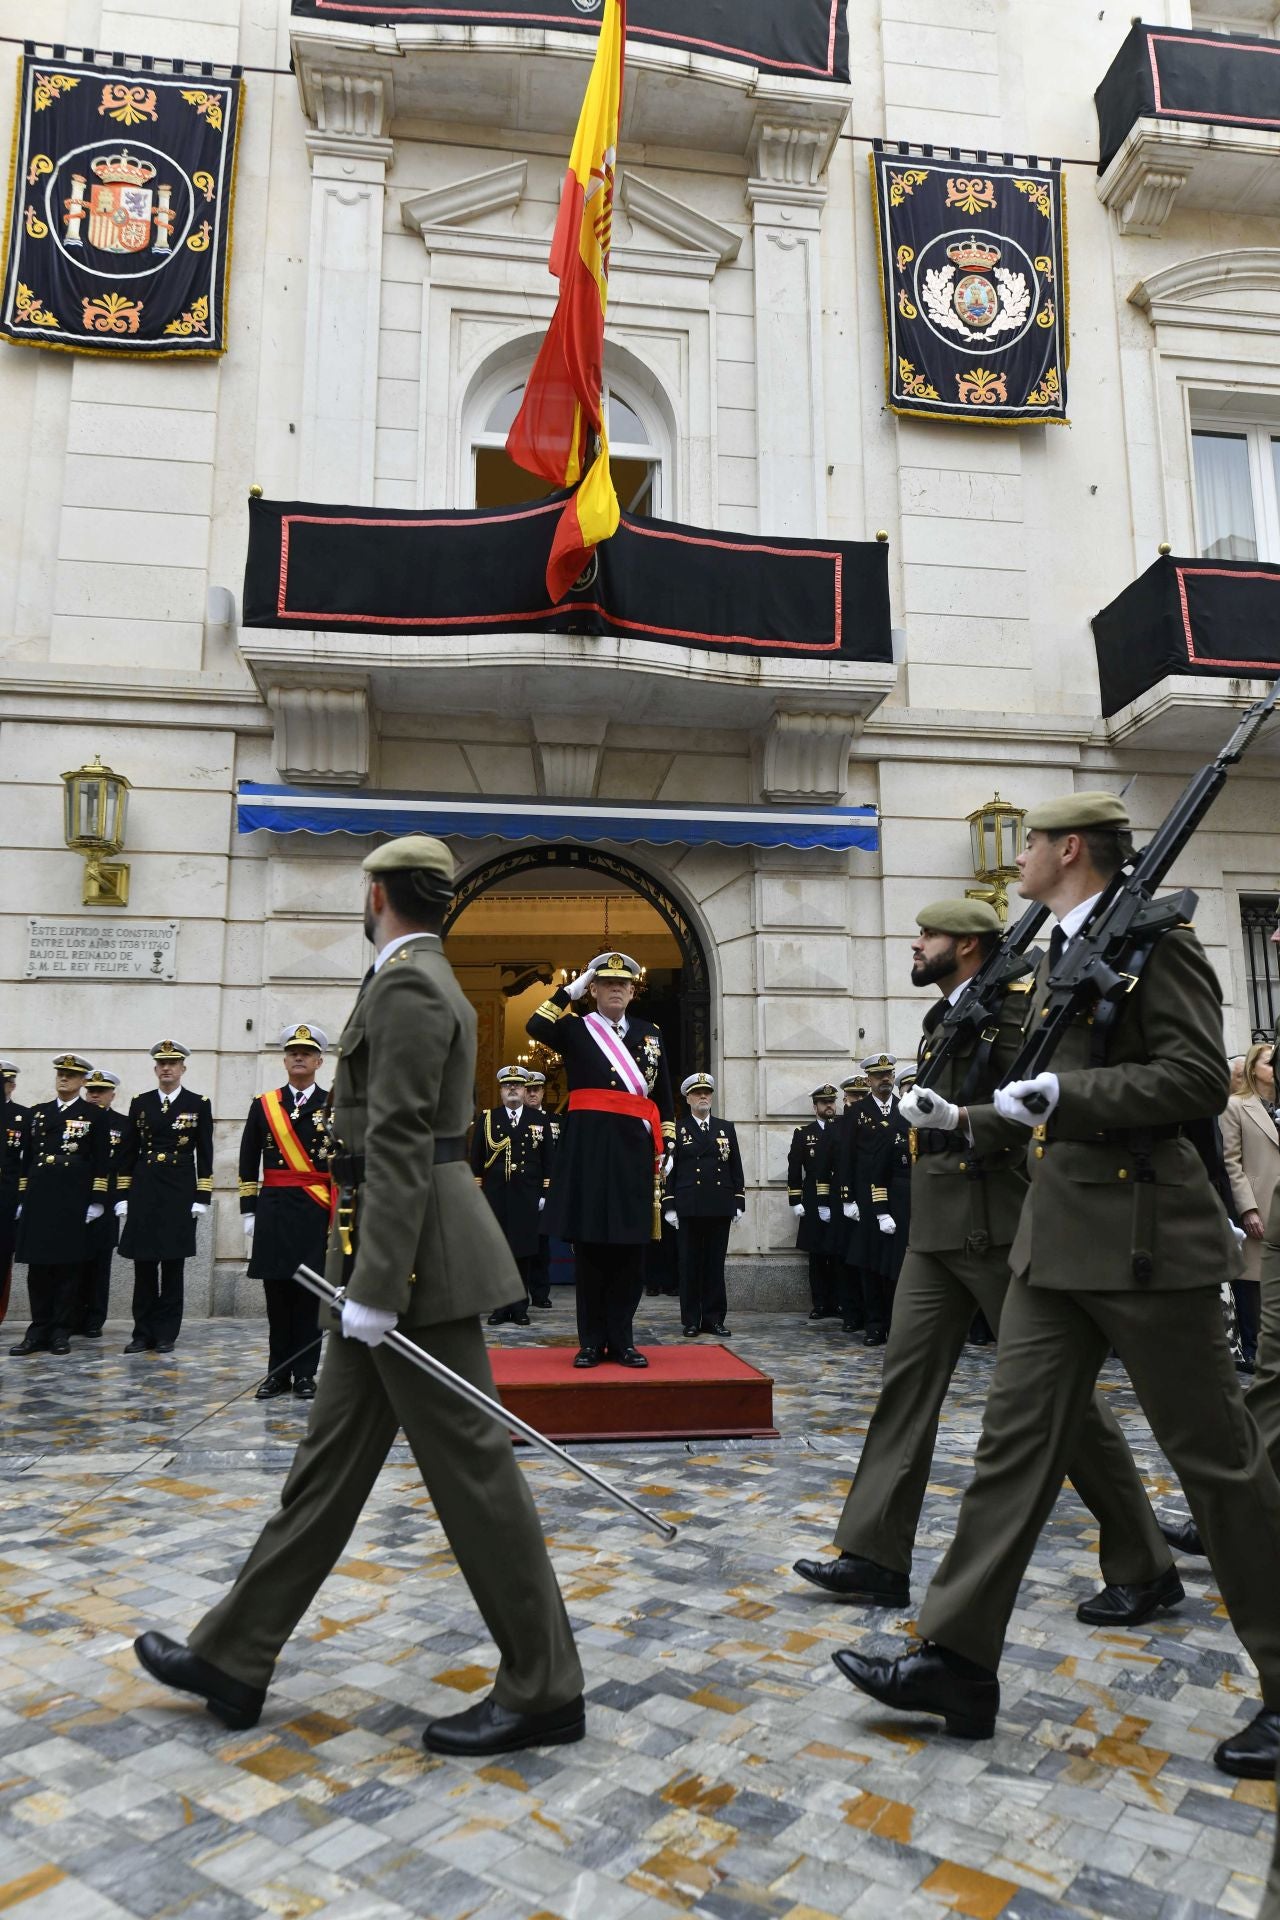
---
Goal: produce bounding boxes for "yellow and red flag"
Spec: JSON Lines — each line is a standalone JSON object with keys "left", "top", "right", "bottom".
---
{"left": 506, "top": 0, "right": 626, "bottom": 601}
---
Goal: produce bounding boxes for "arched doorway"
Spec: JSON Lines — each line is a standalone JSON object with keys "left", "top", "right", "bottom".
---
{"left": 442, "top": 844, "right": 711, "bottom": 1103}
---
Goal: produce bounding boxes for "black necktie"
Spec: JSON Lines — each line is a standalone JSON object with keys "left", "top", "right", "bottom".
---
{"left": 1049, "top": 926, "right": 1066, "bottom": 972}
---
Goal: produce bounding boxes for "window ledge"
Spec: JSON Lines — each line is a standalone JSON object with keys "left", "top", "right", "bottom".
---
{"left": 1103, "top": 673, "right": 1280, "bottom": 754}
{"left": 1099, "top": 117, "right": 1280, "bottom": 234}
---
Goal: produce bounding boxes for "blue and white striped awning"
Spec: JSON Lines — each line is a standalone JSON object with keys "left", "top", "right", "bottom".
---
{"left": 237, "top": 784, "right": 879, "bottom": 853}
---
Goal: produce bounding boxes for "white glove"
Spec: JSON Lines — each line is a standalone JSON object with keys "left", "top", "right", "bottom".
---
{"left": 85, "top": 1203, "right": 104, "bottom": 1223}
{"left": 1231, "top": 1223, "right": 1247, "bottom": 1247}
{"left": 661, "top": 1152, "right": 674, "bottom": 1180}
{"left": 994, "top": 1073, "right": 1061, "bottom": 1128}
{"left": 243, "top": 1214, "right": 255, "bottom": 1239}
{"left": 191, "top": 1202, "right": 209, "bottom": 1217}
{"left": 663, "top": 1208, "right": 679, "bottom": 1228}
{"left": 818, "top": 1205, "right": 831, "bottom": 1223}
{"left": 878, "top": 1214, "right": 897, "bottom": 1236}
{"left": 791, "top": 1203, "right": 805, "bottom": 1218}
{"left": 899, "top": 1086, "right": 959, "bottom": 1131}
{"left": 843, "top": 1201, "right": 859, "bottom": 1222}
{"left": 538, "top": 1196, "right": 546, "bottom": 1213}
{"left": 567, "top": 967, "right": 597, "bottom": 1002}
{"left": 734, "top": 1207, "right": 745, "bottom": 1222}
{"left": 114, "top": 1200, "right": 128, "bottom": 1219}
{"left": 341, "top": 1299, "right": 397, "bottom": 1347}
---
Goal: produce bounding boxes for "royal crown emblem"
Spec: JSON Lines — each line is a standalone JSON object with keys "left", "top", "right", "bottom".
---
{"left": 63, "top": 148, "right": 175, "bottom": 257}
{"left": 91, "top": 149, "right": 157, "bottom": 188}
{"left": 946, "top": 236, "right": 1000, "bottom": 273}
{"left": 921, "top": 229, "right": 1031, "bottom": 345}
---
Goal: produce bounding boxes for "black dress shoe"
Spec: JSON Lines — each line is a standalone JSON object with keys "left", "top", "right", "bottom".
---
{"left": 510, "top": 1313, "right": 531, "bottom": 1327}
{"left": 8, "top": 1340, "right": 43, "bottom": 1356}
{"left": 293, "top": 1378, "right": 317, "bottom": 1400}
{"left": 806, "top": 1308, "right": 825, "bottom": 1321}
{"left": 154, "top": 1342, "right": 175, "bottom": 1354}
{"left": 531, "top": 1298, "right": 553, "bottom": 1310}
{"left": 486, "top": 1310, "right": 508, "bottom": 1327}
{"left": 842, "top": 1321, "right": 865, "bottom": 1334}
{"left": 794, "top": 1552, "right": 910, "bottom": 1607}
{"left": 49, "top": 1339, "right": 70, "bottom": 1355}
{"left": 133, "top": 1631, "right": 265, "bottom": 1731}
{"left": 574, "top": 1348, "right": 601, "bottom": 1369}
{"left": 682, "top": 1324, "right": 700, "bottom": 1337}
{"left": 423, "top": 1692, "right": 585, "bottom": 1756}
{"left": 1160, "top": 1518, "right": 1206, "bottom": 1559}
{"left": 863, "top": 1328, "right": 887, "bottom": 1348}
{"left": 123, "top": 1338, "right": 149, "bottom": 1353}
{"left": 255, "top": 1377, "right": 290, "bottom": 1401}
{"left": 832, "top": 1644, "right": 999, "bottom": 1740}
{"left": 81, "top": 1327, "right": 103, "bottom": 1339}
{"left": 702, "top": 1322, "right": 730, "bottom": 1338}
{"left": 614, "top": 1348, "right": 648, "bottom": 1369}
{"left": 1076, "top": 1566, "right": 1184, "bottom": 1626}
{"left": 1214, "top": 1707, "right": 1280, "bottom": 1779}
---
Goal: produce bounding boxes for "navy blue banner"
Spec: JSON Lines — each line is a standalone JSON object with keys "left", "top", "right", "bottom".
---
{"left": 1, "top": 52, "right": 243, "bottom": 356}
{"left": 870, "top": 148, "right": 1069, "bottom": 427}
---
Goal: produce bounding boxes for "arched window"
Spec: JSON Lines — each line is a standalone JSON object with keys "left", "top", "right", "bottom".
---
{"left": 471, "top": 376, "right": 667, "bottom": 516}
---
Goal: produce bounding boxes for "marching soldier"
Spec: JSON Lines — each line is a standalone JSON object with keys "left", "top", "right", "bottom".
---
{"left": 77, "top": 1069, "right": 126, "bottom": 1338}
{"left": 134, "top": 834, "right": 584, "bottom": 1757}
{"left": 239, "top": 1024, "right": 334, "bottom": 1401}
{"left": 795, "top": 898, "right": 1177, "bottom": 1624}
{"left": 118, "top": 1041, "right": 213, "bottom": 1354}
{"left": 0, "top": 1062, "right": 28, "bottom": 1326}
{"left": 470, "top": 1066, "right": 549, "bottom": 1328}
{"left": 10, "top": 1053, "right": 110, "bottom": 1356}
{"left": 522, "top": 1071, "right": 557, "bottom": 1309}
{"left": 788, "top": 1085, "right": 841, "bottom": 1322}
{"left": 527, "top": 952, "right": 674, "bottom": 1370}
{"left": 832, "top": 796, "right": 1280, "bottom": 1783}
{"left": 664, "top": 1072, "right": 744, "bottom": 1338}
{"left": 838, "top": 1054, "right": 900, "bottom": 1346}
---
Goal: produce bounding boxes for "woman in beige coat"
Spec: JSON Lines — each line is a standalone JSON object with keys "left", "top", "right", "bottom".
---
{"left": 1221, "top": 1041, "right": 1278, "bottom": 1367}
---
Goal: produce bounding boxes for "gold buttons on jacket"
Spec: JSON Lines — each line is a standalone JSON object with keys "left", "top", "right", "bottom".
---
{"left": 1117, "top": 1169, "right": 1129, "bottom": 1181}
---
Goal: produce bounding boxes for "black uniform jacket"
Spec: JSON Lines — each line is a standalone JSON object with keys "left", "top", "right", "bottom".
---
{"left": 1, "top": 1100, "right": 30, "bottom": 1230}
{"left": 527, "top": 988, "right": 675, "bottom": 1247}
{"left": 837, "top": 1097, "right": 901, "bottom": 1269}
{"left": 866, "top": 1102, "right": 912, "bottom": 1275}
{"left": 239, "top": 1085, "right": 332, "bottom": 1280}
{"left": 16, "top": 1097, "right": 111, "bottom": 1264}
{"left": 666, "top": 1115, "right": 745, "bottom": 1221}
{"left": 470, "top": 1104, "right": 552, "bottom": 1260}
{"left": 119, "top": 1086, "right": 214, "bottom": 1262}
{"left": 786, "top": 1118, "right": 837, "bottom": 1255}
{"left": 88, "top": 1110, "right": 129, "bottom": 1257}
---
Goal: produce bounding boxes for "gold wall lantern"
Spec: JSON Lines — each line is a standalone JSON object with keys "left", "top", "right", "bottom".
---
{"left": 965, "top": 792, "right": 1025, "bottom": 923}
{"left": 61, "top": 755, "right": 131, "bottom": 907}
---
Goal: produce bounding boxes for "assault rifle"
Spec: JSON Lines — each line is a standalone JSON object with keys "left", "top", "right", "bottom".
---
{"left": 914, "top": 898, "right": 1050, "bottom": 1097}
{"left": 1007, "top": 678, "right": 1280, "bottom": 1109}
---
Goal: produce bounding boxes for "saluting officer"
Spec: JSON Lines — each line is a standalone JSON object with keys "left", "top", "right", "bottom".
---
{"left": 787, "top": 1085, "right": 841, "bottom": 1322}
{"left": 664, "top": 1072, "right": 744, "bottom": 1339}
{"left": 118, "top": 1041, "right": 213, "bottom": 1354}
{"left": 471, "top": 1066, "right": 550, "bottom": 1329}
{"left": 240, "top": 1023, "right": 333, "bottom": 1401}
{"left": 795, "top": 898, "right": 1176, "bottom": 1623}
{"left": 0, "top": 1062, "right": 29, "bottom": 1326}
{"left": 527, "top": 952, "right": 674, "bottom": 1370}
{"left": 10, "top": 1053, "right": 110, "bottom": 1356}
{"left": 522, "top": 1071, "right": 557, "bottom": 1310}
{"left": 833, "top": 796, "right": 1280, "bottom": 1782}
{"left": 78, "top": 1069, "right": 126, "bottom": 1339}
{"left": 838, "top": 1054, "right": 900, "bottom": 1346}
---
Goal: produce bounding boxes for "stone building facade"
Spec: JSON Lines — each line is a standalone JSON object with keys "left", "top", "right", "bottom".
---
{"left": 2, "top": 0, "right": 1278, "bottom": 1316}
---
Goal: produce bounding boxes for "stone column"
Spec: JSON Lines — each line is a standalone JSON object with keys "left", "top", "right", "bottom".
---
{"left": 298, "top": 67, "right": 395, "bottom": 504}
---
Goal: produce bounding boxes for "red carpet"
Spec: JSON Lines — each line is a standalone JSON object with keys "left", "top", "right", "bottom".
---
{"left": 489, "top": 1343, "right": 776, "bottom": 1443}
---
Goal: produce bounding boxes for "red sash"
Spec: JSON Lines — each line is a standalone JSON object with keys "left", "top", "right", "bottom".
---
{"left": 568, "top": 1088, "right": 663, "bottom": 1173}
{"left": 260, "top": 1089, "right": 332, "bottom": 1213}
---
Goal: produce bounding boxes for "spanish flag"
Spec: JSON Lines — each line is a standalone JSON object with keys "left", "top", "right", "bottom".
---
{"left": 506, "top": 0, "right": 626, "bottom": 601}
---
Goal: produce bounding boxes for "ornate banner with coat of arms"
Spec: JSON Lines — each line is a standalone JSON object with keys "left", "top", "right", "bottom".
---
{"left": 870, "top": 146, "right": 1068, "bottom": 427}
{"left": 0, "top": 51, "right": 243, "bottom": 356}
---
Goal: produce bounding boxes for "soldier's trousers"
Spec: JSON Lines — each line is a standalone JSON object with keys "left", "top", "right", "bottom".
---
{"left": 677, "top": 1218, "right": 730, "bottom": 1330}
{"left": 131, "top": 1259, "right": 185, "bottom": 1347}
{"left": 807, "top": 1250, "right": 840, "bottom": 1315}
{"left": 188, "top": 1315, "right": 584, "bottom": 1712}
{"left": 22, "top": 1263, "right": 78, "bottom": 1347}
{"left": 917, "top": 1275, "right": 1280, "bottom": 1701}
{"left": 529, "top": 1238, "right": 552, "bottom": 1307}
{"left": 0, "top": 1212, "right": 15, "bottom": 1324}
{"left": 1247, "top": 1185, "right": 1280, "bottom": 1477}
{"left": 263, "top": 1274, "right": 321, "bottom": 1385}
{"left": 76, "top": 1248, "right": 113, "bottom": 1333}
{"left": 835, "top": 1246, "right": 1171, "bottom": 1586}
{"left": 574, "top": 1241, "right": 644, "bottom": 1355}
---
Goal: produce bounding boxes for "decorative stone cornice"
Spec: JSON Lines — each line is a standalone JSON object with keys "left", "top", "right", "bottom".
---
{"left": 618, "top": 173, "right": 742, "bottom": 266}
{"left": 295, "top": 47, "right": 395, "bottom": 166}
{"left": 760, "top": 712, "right": 858, "bottom": 805}
{"left": 266, "top": 683, "right": 376, "bottom": 786}
{"left": 747, "top": 118, "right": 836, "bottom": 214}
{"left": 532, "top": 714, "right": 608, "bottom": 800}
{"left": 1130, "top": 247, "right": 1280, "bottom": 332}
{"left": 402, "top": 161, "right": 528, "bottom": 234}
{"left": 1110, "top": 164, "right": 1188, "bottom": 238}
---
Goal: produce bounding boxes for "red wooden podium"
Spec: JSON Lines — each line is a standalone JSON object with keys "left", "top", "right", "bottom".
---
{"left": 488, "top": 1344, "right": 776, "bottom": 1444}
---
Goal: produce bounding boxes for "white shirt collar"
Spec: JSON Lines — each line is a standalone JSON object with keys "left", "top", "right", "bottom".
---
{"left": 374, "top": 931, "right": 440, "bottom": 973}
{"left": 504, "top": 1103, "right": 523, "bottom": 1124}
{"left": 947, "top": 980, "right": 969, "bottom": 1005}
{"left": 290, "top": 1085, "right": 315, "bottom": 1107}
{"left": 1056, "top": 890, "right": 1104, "bottom": 942}
{"left": 57, "top": 1098, "right": 78, "bottom": 1111}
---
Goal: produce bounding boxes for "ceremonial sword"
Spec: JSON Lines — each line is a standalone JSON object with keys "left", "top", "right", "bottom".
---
{"left": 293, "top": 1265, "right": 679, "bottom": 1542}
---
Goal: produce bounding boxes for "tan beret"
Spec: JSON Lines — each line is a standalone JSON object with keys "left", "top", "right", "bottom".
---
{"left": 362, "top": 834, "right": 455, "bottom": 882}
{"left": 916, "top": 897, "right": 1002, "bottom": 936}
{"left": 1025, "top": 791, "right": 1130, "bottom": 833}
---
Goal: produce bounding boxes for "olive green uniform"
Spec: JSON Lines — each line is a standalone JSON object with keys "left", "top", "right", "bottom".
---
{"left": 915, "top": 927, "right": 1280, "bottom": 1700}
{"left": 188, "top": 934, "right": 583, "bottom": 1713}
{"left": 833, "top": 978, "right": 1171, "bottom": 1590}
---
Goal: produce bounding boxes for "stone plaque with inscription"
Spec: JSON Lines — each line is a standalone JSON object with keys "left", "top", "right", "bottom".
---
{"left": 25, "top": 919, "right": 179, "bottom": 981}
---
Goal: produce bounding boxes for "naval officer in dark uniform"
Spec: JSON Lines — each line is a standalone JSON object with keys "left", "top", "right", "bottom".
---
{"left": 787, "top": 1084, "right": 841, "bottom": 1321}
{"left": 78, "top": 1068, "right": 126, "bottom": 1338}
{"left": 0, "top": 1062, "right": 29, "bottom": 1327}
{"left": 471, "top": 1065, "right": 550, "bottom": 1328}
{"left": 239, "top": 1023, "right": 333, "bottom": 1400}
{"left": 839, "top": 1053, "right": 900, "bottom": 1346}
{"left": 10, "top": 1053, "right": 110, "bottom": 1355}
{"left": 528, "top": 952, "right": 674, "bottom": 1370}
{"left": 522, "top": 1071, "right": 557, "bottom": 1309}
{"left": 664, "top": 1072, "right": 744, "bottom": 1338}
{"left": 118, "top": 1041, "right": 213, "bottom": 1353}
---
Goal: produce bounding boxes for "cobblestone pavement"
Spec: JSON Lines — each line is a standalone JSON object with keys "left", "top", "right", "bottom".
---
{"left": 0, "top": 1303, "right": 1273, "bottom": 1920}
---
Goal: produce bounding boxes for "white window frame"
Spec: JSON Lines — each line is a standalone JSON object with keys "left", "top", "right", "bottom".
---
{"left": 468, "top": 368, "right": 671, "bottom": 517}
{"left": 1190, "top": 403, "right": 1280, "bottom": 562}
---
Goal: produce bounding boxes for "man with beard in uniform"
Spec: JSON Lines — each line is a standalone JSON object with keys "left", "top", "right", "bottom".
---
{"left": 10, "top": 1054, "right": 110, "bottom": 1355}
{"left": 471, "top": 1066, "right": 549, "bottom": 1329}
{"left": 794, "top": 898, "right": 1178, "bottom": 1623}
{"left": 788, "top": 1085, "right": 841, "bottom": 1322}
{"left": 118, "top": 1042, "right": 213, "bottom": 1354}
{"left": 240, "top": 1023, "right": 334, "bottom": 1401}
{"left": 528, "top": 952, "right": 674, "bottom": 1370}
{"left": 77, "top": 1068, "right": 126, "bottom": 1338}
{"left": 522, "top": 1072, "right": 556, "bottom": 1309}
{"left": 0, "top": 1062, "right": 29, "bottom": 1326}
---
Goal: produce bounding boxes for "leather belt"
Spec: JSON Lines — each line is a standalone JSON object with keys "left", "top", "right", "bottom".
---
{"left": 915, "top": 1130, "right": 964, "bottom": 1157}
{"left": 332, "top": 1135, "right": 466, "bottom": 1184}
{"left": 1059, "top": 1124, "right": 1184, "bottom": 1147}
